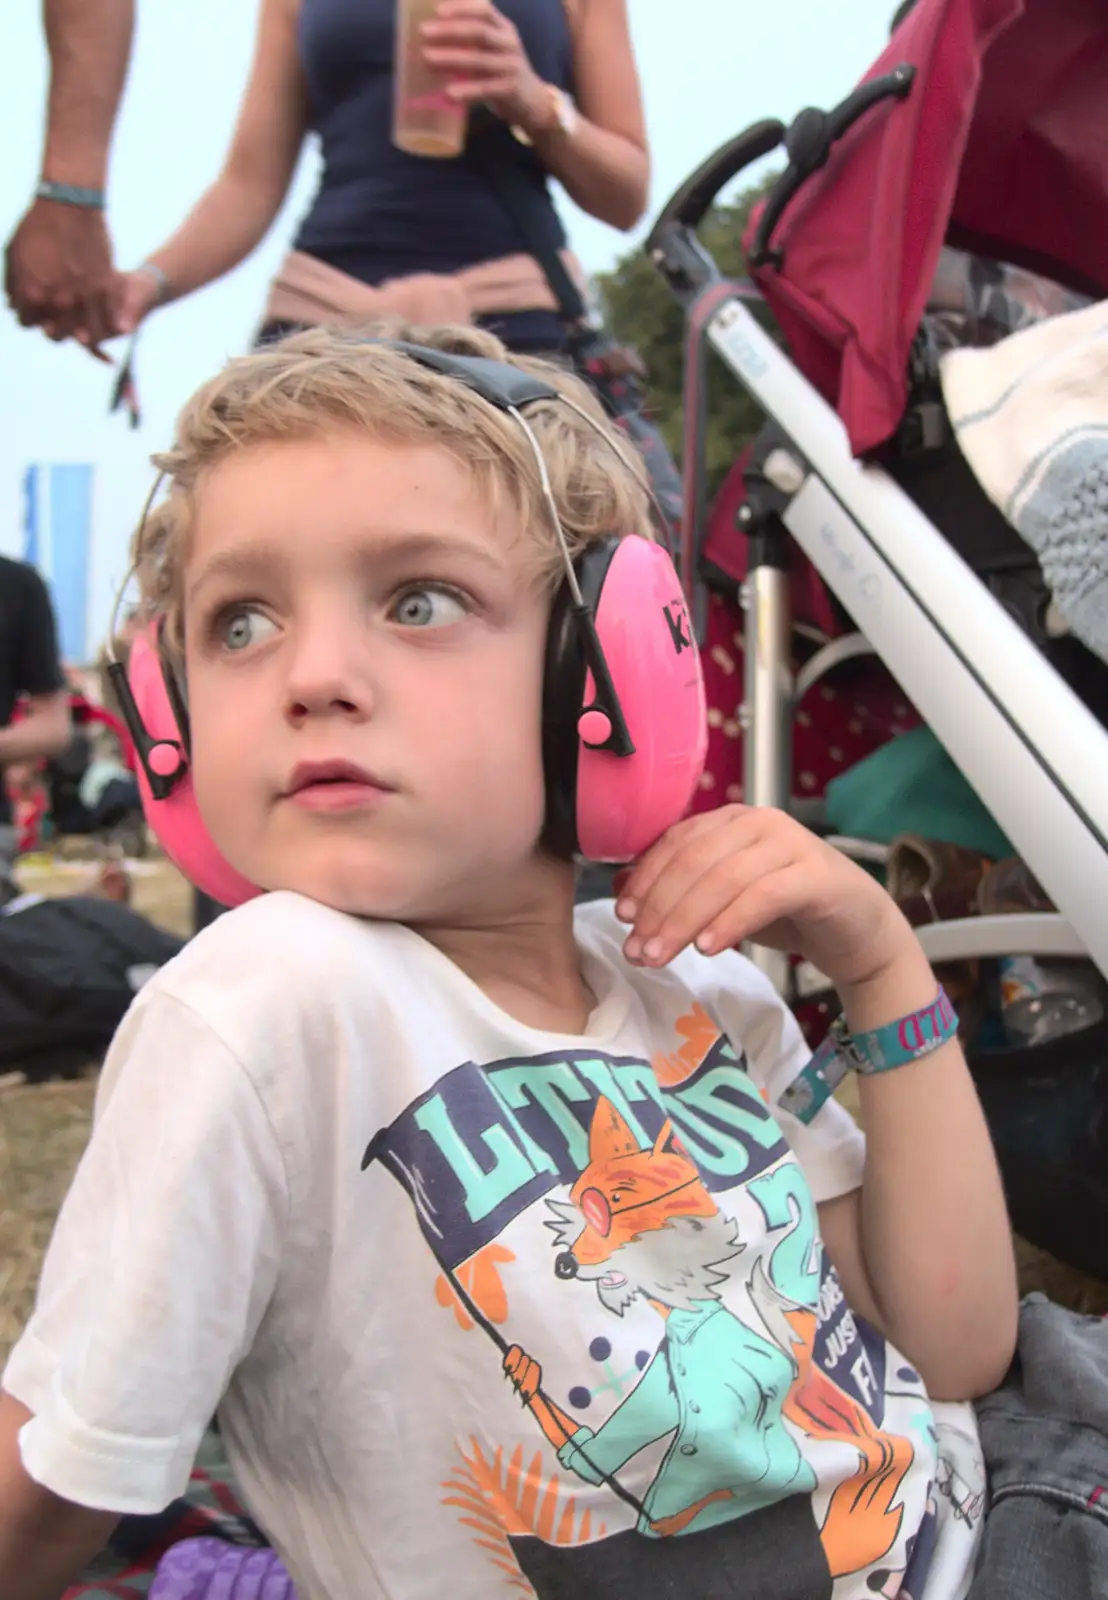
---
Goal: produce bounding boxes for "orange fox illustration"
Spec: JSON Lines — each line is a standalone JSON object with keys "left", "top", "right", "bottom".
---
{"left": 501, "top": 1097, "right": 915, "bottom": 1576}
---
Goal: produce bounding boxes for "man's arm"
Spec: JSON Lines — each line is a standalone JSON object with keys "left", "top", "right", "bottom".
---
{"left": 40, "top": 0, "right": 134, "bottom": 191}
{"left": 0, "top": 1393, "right": 118, "bottom": 1600}
{"left": 0, "top": 566, "right": 70, "bottom": 764}
{"left": 0, "top": 693, "right": 70, "bottom": 765}
{"left": 5, "top": 0, "right": 134, "bottom": 344}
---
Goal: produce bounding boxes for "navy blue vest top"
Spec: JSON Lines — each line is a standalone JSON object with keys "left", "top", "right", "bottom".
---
{"left": 293, "top": 0, "right": 575, "bottom": 347}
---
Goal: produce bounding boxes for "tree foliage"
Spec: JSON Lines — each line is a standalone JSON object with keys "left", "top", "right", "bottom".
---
{"left": 595, "top": 172, "right": 780, "bottom": 496}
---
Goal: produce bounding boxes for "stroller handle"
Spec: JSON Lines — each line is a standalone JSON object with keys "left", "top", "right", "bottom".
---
{"left": 646, "top": 120, "right": 786, "bottom": 298}
{"left": 648, "top": 120, "right": 786, "bottom": 244}
{"left": 750, "top": 65, "right": 916, "bottom": 269}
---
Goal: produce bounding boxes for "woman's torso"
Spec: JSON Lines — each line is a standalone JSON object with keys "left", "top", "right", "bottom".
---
{"left": 292, "top": 0, "right": 575, "bottom": 348}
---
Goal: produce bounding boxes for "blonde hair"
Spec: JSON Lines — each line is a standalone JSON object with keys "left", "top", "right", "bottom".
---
{"left": 132, "top": 321, "right": 655, "bottom": 654}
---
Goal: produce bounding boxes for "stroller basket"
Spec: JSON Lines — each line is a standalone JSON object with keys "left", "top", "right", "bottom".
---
{"left": 645, "top": 0, "right": 1108, "bottom": 984}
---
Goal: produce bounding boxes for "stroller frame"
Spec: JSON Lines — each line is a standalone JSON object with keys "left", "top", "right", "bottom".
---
{"left": 647, "top": 113, "right": 1108, "bottom": 995}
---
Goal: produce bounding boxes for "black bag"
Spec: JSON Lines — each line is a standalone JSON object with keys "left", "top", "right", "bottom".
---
{"left": 969, "top": 1016, "right": 1108, "bottom": 1281}
{"left": 0, "top": 894, "right": 184, "bottom": 1081}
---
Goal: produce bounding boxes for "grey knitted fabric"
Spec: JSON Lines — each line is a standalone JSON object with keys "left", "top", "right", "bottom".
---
{"left": 1008, "top": 430, "right": 1108, "bottom": 666}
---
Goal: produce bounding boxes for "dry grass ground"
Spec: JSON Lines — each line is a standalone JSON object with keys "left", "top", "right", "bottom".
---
{"left": 0, "top": 848, "right": 193, "bottom": 1361}
{"left": 2, "top": 859, "right": 1106, "bottom": 1368}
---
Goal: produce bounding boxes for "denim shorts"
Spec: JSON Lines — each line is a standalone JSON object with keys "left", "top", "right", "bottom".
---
{"left": 0, "top": 823, "right": 17, "bottom": 905}
{"left": 970, "top": 1293, "right": 1108, "bottom": 1598}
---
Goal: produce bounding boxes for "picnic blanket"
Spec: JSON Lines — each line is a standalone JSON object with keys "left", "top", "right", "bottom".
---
{"left": 942, "top": 296, "right": 1108, "bottom": 667}
{"left": 66, "top": 1430, "right": 267, "bottom": 1599}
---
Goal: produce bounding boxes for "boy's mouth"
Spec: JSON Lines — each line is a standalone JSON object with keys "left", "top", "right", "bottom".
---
{"left": 283, "top": 759, "right": 393, "bottom": 813}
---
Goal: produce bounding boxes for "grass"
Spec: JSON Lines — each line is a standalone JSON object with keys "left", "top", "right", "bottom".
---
{"left": 0, "top": 1077, "right": 98, "bottom": 1360}
{"left": 1, "top": 858, "right": 1105, "bottom": 1369}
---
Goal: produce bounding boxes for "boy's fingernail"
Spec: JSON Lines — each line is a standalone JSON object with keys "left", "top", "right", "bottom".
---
{"left": 615, "top": 897, "right": 637, "bottom": 921}
{"left": 643, "top": 938, "right": 663, "bottom": 963}
{"left": 623, "top": 936, "right": 642, "bottom": 962}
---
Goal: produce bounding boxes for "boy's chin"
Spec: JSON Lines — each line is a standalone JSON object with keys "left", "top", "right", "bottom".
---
{"left": 263, "top": 860, "right": 433, "bottom": 921}
{"left": 249, "top": 841, "right": 566, "bottom": 924}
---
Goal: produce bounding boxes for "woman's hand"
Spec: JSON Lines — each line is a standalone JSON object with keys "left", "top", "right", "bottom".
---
{"left": 111, "top": 268, "right": 165, "bottom": 337}
{"left": 614, "top": 805, "right": 915, "bottom": 991}
{"left": 420, "top": 0, "right": 551, "bottom": 131}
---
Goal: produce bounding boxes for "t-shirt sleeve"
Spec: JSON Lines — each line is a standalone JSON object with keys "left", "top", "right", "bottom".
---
{"left": 13, "top": 565, "right": 66, "bottom": 698}
{"left": 685, "top": 948, "right": 866, "bottom": 1205}
{"left": 1, "top": 989, "right": 288, "bottom": 1515}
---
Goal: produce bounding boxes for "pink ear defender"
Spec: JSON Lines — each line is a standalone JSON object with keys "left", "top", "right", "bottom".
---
{"left": 111, "top": 625, "right": 263, "bottom": 907}
{"left": 105, "top": 341, "right": 708, "bottom": 904}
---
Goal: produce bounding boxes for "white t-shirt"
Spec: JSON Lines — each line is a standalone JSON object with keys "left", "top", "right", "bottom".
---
{"left": 4, "top": 893, "right": 985, "bottom": 1600}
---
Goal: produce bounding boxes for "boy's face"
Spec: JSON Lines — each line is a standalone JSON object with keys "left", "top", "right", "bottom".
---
{"left": 182, "top": 433, "right": 554, "bottom": 922}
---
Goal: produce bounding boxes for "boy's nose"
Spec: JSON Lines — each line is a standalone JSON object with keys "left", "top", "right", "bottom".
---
{"left": 283, "top": 628, "right": 373, "bottom": 724}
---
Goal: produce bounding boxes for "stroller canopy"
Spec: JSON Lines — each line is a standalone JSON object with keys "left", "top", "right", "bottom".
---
{"left": 749, "top": 0, "right": 1108, "bottom": 456}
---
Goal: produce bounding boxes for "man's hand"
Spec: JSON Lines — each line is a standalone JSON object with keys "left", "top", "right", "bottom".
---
{"left": 5, "top": 197, "right": 116, "bottom": 348}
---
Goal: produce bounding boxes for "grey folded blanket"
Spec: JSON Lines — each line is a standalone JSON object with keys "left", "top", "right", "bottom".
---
{"left": 941, "top": 298, "right": 1108, "bottom": 666}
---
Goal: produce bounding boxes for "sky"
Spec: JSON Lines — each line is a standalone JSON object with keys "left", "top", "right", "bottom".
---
{"left": 0, "top": 0, "right": 897, "bottom": 650}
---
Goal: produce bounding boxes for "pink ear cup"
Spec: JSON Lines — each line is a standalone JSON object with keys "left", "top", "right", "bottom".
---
{"left": 129, "top": 626, "right": 263, "bottom": 908}
{"left": 575, "top": 539, "right": 707, "bottom": 862}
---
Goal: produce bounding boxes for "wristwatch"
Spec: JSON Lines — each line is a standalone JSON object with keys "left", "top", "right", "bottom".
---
{"left": 777, "top": 987, "right": 959, "bottom": 1126}
{"left": 511, "top": 85, "right": 579, "bottom": 147}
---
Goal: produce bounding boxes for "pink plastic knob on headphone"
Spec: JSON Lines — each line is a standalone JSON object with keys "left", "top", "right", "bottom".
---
{"left": 577, "top": 708, "right": 613, "bottom": 748}
{"left": 148, "top": 741, "right": 183, "bottom": 778}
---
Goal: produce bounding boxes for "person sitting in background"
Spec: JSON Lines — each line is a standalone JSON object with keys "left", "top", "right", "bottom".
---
{"left": 0, "top": 556, "right": 71, "bottom": 904}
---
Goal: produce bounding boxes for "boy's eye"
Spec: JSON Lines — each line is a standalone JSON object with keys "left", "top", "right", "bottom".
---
{"left": 391, "top": 585, "right": 468, "bottom": 629}
{"left": 219, "top": 606, "right": 276, "bottom": 651}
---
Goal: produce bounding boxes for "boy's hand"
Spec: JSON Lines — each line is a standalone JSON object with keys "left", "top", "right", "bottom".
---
{"left": 615, "top": 805, "right": 914, "bottom": 990}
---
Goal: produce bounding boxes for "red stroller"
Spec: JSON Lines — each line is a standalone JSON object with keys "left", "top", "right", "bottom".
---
{"left": 647, "top": 0, "right": 1108, "bottom": 1277}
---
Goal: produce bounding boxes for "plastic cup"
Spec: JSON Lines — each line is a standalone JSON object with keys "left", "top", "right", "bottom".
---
{"left": 393, "top": 0, "right": 467, "bottom": 159}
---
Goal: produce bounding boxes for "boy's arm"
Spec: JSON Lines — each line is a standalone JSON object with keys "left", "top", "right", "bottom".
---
{"left": 817, "top": 935, "right": 1018, "bottom": 1403}
{"left": 0, "top": 1393, "right": 118, "bottom": 1600}
{"left": 614, "top": 804, "right": 1019, "bottom": 1406}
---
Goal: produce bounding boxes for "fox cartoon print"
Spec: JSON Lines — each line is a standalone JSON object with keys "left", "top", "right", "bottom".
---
{"left": 501, "top": 1097, "right": 915, "bottom": 1577}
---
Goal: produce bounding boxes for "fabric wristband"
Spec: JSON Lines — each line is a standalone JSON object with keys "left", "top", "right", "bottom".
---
{"left": 36, "top": 180, "right": 106, "bottom": 211}
{"left": 135, "top": 260, "right": 171, "bottom": 305}
{"left": 778, "top": 987, "right": 958, "bottom": 1126}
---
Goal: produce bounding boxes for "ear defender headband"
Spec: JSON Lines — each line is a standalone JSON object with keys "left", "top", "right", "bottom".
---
{"left": 105, "top": 341, "right": 707, "bottom": 906}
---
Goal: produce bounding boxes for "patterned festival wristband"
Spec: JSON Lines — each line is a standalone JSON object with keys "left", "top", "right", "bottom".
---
{"left": 36, "top": 180, "right": 106, "bottom": 210}
{"left": 778, "top": 987, "right": 959, "bottom": 1126}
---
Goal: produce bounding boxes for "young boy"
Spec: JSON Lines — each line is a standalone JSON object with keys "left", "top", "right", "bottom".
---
{"left": 0, "top": 324, "right": 1018, "bottom": 1600}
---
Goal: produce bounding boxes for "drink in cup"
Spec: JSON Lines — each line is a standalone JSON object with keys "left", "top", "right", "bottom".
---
{"left": 393, "top": 0, "right": 467, "bottom": 158}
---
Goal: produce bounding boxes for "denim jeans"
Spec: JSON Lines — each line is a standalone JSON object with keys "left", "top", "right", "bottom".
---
{"left": 0, "top": 823, "right": 16, "bottom": 906}
{"left": 970, "top": 1293, "right": 1108, "bottom": 1598}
